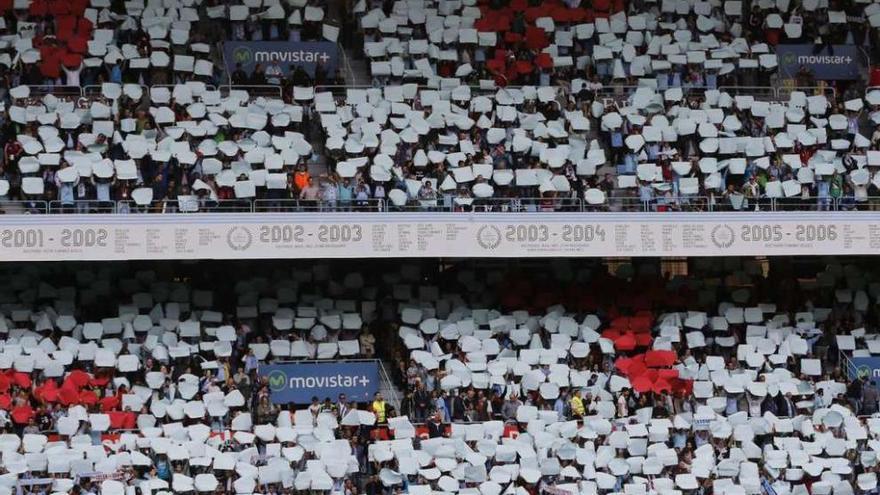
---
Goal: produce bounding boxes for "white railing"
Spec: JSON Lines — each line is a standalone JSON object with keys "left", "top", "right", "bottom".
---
{"left": 377, "top": 360, "right": 400, "bottom": 411}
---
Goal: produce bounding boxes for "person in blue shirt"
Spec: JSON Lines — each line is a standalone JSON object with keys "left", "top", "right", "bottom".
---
{"left": 434, "top": 390, "right": 450, "bottom": 423}
{"left": 155, "top": 457, "right": 171, "bottom": 481}
{"left": 553, "top": 393, "right": 566, "bottom": 420}
{"left": 337, "top": 178, "right": 354, "bottom": 210}
{"left": 109, "top": 62, "right": 122, "bottom": 84}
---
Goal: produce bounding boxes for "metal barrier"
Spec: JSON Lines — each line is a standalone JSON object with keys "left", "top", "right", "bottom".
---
{"left": 840, "top": 350, "right": 858, "bottom": 381}
{"left": 470, "top": 197, "right": 582, "bottom": 213}
{"left": 606, "top": 196, "right": 843, "bottom": 212}
{"left": 49, "top": 200, "right": 115, "bottom": 214}
{"left": 82, "top": 84, "right": 149, "bottom": 101}
{"left": 718, "top": 85, "right": 777, "bottom": 101}
{"left": 608, "top": 197, "right": 651, "bottom": 212}
{"left": 253, "top": 199, "right": 385, "bottom": 212}
{"left": 776, "top": 84, "right": 837, "bottom": 101}
{"left": 0, "top": 196, "right": 874, "bottom": 214}
{"left": 18, "top": 83, "right": 843, "bottom": 108}
{"left": 20, "top": 85, "right": 82, "bottom": 100}
{"left": 0, "top": 200, "right": 48, "bottom": 214}
{"left": 117, "top": 199, "right": 253, "bottom": 213}
{"left": 377, "top": 360, "right": 400, "bottom": 411}
{"left": 219, "top": 85, "right": 283, "bottom": 100}
{"left": 767, "top": 197, "right": 837, "bottom": 212}
{"left": 838, "top": 196, "right": 880, "bottom": 211}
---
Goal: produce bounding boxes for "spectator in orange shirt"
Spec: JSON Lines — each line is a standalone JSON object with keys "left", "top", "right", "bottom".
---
{"left": 293, "top": 164, "right": 310, "bottom": 193}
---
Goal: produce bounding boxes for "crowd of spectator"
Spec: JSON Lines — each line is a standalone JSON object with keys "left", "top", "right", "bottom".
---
{"left": 0, "top": 258, "right": 875, "bottom": 494}
{"left": 378, "top": 259, "right": 880, "bottom": 495}
{"left": 0, "top": 261, "right": 388, "bottom": 494}
{"left": 0, "top": 0, "right": 877, "bottom": 212}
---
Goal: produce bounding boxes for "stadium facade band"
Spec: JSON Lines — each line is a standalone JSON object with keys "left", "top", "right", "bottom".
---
{"left": 259, "top": 362, "right": 380, "bottom": 404}
{"left": 222, "top": 41, "right": 338, "bottom": 77}
{"left": 1, "top": 212, "right": 880, "bottom": 260}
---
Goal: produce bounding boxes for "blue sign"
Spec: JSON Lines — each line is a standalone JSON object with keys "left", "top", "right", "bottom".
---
{"left": 223, "top": 41, "right": 338, "bottom": 78}
{"left": 776, "top": 44, "right": 864, "bottom": 80}
{"left": 260, "top": 361, "right": 379, "bottom": 404}
{"left": 849, "top": 357, "right": 880, "bottom": 387}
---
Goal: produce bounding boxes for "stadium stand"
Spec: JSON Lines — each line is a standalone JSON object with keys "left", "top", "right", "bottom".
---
{"left": 0, "top": 258, "right": 870, "bottom": 494}
{"left": 3, "top": 82, "right": 879, "bottom": 214}
{"left": 0, "top": 262, "right": 383, "bottom": 493}
{"left": 0, "top": 0, "right": 876, "bottom": 213}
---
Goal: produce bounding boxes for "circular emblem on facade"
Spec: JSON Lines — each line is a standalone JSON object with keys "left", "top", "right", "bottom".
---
{"left": 710, "top": 224, "right": 735, "bottom": 249}
{"left": 232, "top": 46, "right": 253, "bottom": 65}
{"left": 476, "top": 225, "right": 502, "bottom": 250}
{"left": 267, "top": 369, "right": 287, "bottom": 392}
{"left": 226, "top": 226, "right": 253, "bottom": 251}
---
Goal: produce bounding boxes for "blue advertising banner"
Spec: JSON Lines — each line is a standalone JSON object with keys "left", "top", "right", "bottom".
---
{"left": 260, "top": 361, "right": 379, "bottom": 404}
{"left": 776, "top": 44, "right": 864, "bottom": 80}
{"left": 849, "top": 357, "right": 880, "bottom": 387}
{"left": 223, "top": 41, "right": 338, "bottom": 77}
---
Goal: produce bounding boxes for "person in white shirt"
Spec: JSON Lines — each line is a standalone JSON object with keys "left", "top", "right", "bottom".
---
{"left": 265, "top": 61, "right": 283, "bottom": 85}
{"left": 63, "top": 62, "right": 82, "bottom": 87}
